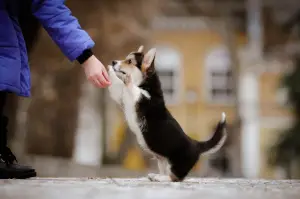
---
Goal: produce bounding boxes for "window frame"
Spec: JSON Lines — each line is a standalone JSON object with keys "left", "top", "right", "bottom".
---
{"left": 154, "top": 45, "right": 182, "bottom": 105}
{"left": 204, "top": 46, "right": 235, "bottom": 105}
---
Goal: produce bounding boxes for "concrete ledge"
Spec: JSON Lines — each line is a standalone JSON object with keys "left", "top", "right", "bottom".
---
{"left": 1, "top": 178, "right": 300, "bottom": 199}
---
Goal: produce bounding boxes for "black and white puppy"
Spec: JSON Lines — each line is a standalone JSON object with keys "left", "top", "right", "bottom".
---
{"left": 107, "top": 46, "right": 227, "bottom": 182}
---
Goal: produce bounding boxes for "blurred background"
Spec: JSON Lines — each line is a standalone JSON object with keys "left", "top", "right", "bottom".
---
{"left": 4, "top": 0, "right": 300, "bottom": 179}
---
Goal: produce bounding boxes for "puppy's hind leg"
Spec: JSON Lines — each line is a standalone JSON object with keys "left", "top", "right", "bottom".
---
{"left": 148, "top": 173, "right": 171, "bottom": 182}
{"left": 157, "top": 158, "right": 169, "bottom": 175}
{"left": 148, "top": 160, "right": 175, "bottom": 182}
{"left": 147, "top": 172, "right": 180, "bottom": 182}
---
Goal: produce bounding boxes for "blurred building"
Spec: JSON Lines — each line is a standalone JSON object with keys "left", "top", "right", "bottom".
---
{"left": 104, "top": 0, "right": 299, "bottom": 179}
{"left": 9, "top": 0, "right": 300, "bottom": 179}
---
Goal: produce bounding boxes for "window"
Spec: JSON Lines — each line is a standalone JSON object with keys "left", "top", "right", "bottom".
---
{"left": 276, "top": 87, "right": 289, "bottom": 107}
{"left": 210, "top": 70, "right": 233, "bottom": 101}
{"left": 205, "top": 47, "right": 234, "bottom": 104}
{"left": 155, "top": 46, "right": 181, "bottom": 105}
{"left": 157, "top": 70, "right": 175, "bottom": 97}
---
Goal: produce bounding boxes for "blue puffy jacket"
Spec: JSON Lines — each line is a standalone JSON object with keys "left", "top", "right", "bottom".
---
{"left": 0, "top": 0, "right": 95, "bottom": 97}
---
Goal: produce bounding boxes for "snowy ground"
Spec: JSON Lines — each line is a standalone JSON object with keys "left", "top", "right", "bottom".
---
{"left": 0, "top": 178, "right": 300, "bottom": 199}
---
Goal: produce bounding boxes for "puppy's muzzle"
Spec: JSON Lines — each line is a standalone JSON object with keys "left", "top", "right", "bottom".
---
{"left": 111, "top": 60, "right": 126, "bottom": 74}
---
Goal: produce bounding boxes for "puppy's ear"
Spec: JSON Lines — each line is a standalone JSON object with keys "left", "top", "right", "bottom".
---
{"left": 137, "top": 45, "right": 144, "bottom": 53}
{"left": 142, "top": 48, "right": 156, "bottom": 73}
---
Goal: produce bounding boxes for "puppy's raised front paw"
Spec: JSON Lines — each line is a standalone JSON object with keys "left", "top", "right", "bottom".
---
{"left": 123, "top": 74, "right": 132, "bottom": 85}
{"left": 108, "top": 65, "right": 115, "bottom": 76}
{"left": 117, "top": 73, "right": 132, "bottom": 86}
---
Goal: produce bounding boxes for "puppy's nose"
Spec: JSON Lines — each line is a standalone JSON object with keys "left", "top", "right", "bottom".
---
{"left": 112, "top": 60, "right": 117, "bottom": 66}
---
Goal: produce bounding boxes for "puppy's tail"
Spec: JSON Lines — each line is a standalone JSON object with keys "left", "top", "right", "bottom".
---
{"left": 197, "top": 112, "right": 227, "bottom": 155}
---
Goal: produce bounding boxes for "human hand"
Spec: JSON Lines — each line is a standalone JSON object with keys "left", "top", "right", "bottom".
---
{"left": 82, "top": 55, "right": 111, "bottom": 88}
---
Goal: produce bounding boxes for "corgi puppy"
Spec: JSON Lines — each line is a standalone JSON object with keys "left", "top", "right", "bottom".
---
{"left": 107, "top": 46, "right": 227, "bottom": 182}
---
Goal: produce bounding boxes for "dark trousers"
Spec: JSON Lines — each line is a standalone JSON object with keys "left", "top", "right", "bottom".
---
{"left": 0, "top": 91, "right": 7, "bottom": 148}
{"left": 0, "top": 91, "right": 7, "bottom": 116}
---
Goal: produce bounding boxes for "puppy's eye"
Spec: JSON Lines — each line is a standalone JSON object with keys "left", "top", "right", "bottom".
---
{"left": 128, "top": 60, "right": 132, "bottom": 64}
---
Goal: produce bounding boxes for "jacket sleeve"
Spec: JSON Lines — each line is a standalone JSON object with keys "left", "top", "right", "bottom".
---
{"left": 31, "top": 0, "right": 95, "bottom": 61}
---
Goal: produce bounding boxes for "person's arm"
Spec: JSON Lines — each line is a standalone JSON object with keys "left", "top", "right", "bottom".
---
{"left": 31, "top": 0, "right": 94, "bottom": 63}
{"left": 31, "top": 0, "right": 111, "bottom": 88}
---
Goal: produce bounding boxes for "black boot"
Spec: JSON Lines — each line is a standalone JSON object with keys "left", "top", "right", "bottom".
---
{"left": 0, "top": 116, "right": 36, "bottom": 179}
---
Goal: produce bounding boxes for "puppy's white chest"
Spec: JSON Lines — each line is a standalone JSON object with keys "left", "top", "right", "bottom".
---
{"left": 122, "top": 91, "right": 148, "bottom": 150}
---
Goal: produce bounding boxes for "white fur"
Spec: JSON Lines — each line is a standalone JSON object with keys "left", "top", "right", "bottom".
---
{"left": 122, "top": 83, "right": 149, "bottom": 151}
{"left": 112, "top": 61, "right": 144, "bottom": 86}
{"left": 221, "top": 112, "right": 226, "bottom": 123}
{"left": 157, "top": 158, "right": 170, "bottom": 175}
{"left": 108, "top": 66, "right": 151, "bottom": 152}
{"left": 143, "top": 48, "right": 156, "bottom": 67}
{"left": 148, "top": 173, "right": 171, "bottom": 182}
{"left": 138, "top": 45, "right": 144, "bottom": 52}
{"left": 107, "top": 65, "right": 124, "bottom": 105}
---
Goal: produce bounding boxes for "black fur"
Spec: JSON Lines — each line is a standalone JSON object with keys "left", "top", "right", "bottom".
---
{"left": 135, "top": 61, "right": 227, "bottom": 181}
{"left": 132, "top": 52, "right": 144, "bottom": 70}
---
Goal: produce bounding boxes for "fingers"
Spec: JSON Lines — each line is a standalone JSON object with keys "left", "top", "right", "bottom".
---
{"left": 94, "top": 78, "right": 104, "bottom": 88}
{"left": 88, "top": 76, "right": 103, "bottom": 88}
{"left": 102, "top": 70, "right": 111, "bottom": 84}
{"left": 84, "top": 60, "right": 112, "bottom": 88}
{"left": 88, "top": 74, "right": 110, "bottom": 88}
{"left": 98, "top": 73, "right": 111, "bottom": 87}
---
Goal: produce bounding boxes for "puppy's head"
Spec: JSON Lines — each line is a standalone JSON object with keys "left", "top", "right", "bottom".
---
{"left": 111, "top": 46, "right": 156, "bottom": 85}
